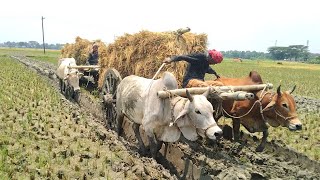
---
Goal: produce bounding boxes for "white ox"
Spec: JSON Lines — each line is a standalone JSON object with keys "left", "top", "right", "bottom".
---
{"left": 116, "top": 72, "right": 222, "bottom": 157}
{"left": 56, "top": 58, "right": 80, "bottom": 101}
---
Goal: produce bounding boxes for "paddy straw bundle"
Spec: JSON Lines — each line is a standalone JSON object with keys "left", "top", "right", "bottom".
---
{"left": 60, "top": 29, "right": 208, "bottom": 88}
{"left": 98, "top": 29, "right": 207, "bottom": 87}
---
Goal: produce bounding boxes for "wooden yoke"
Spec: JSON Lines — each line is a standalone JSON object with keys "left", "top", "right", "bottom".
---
{"left": 157, "top": 83, "right": 273, "bottom": 100}
{"left": 67, "top": 65, "right": 100, "bottom": 69}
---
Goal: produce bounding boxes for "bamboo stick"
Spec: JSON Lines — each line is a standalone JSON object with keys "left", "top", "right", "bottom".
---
{"left": 157, "top": 83, "right": 273, "bottom": 99}
{"left": 67, "top": 65, "right": 100, "bottom": 69}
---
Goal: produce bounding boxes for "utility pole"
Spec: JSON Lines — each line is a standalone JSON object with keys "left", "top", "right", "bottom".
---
{"left": 41, "top": 16, "right": 46, "bottom": 54}
{"left": 306, "top": 40, "right": 309, "bottom": 47}
{"left": 275, "top": 40, "right": 277, "bottom": 47}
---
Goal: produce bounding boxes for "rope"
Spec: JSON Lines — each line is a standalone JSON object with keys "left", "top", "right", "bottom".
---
{"left": 221, "top": 100, "right": 262, "bottom": 119}
{"left": 152, "top": 63, "right": 166, "bottom": 80}
{"left": 221, "top": 91, "right": 272, "bottom": 119}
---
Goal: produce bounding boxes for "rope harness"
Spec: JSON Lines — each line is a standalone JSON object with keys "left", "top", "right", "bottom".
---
{"left": 221, "top": 89, "right": 297, "bottom": 123}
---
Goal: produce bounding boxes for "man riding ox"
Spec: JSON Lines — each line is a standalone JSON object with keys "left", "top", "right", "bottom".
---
{"left": 116, "top": 72, "right": 222, "bottom": 158}
{"left": 214, "top": 71, "right": 302, "bottom": 151}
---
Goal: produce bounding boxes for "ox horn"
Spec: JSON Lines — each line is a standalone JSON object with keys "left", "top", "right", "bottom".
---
{"left": 202, "top": 87, "right": 211, "bottom": 98}
{"left": 186, "top": 89, "right": 193, "bottom": 102}
{"left": 277, "top": 85, "right": 282, "bottom": 97}
{"left": 289, "top": 85, "right": 296, "bottom": 94}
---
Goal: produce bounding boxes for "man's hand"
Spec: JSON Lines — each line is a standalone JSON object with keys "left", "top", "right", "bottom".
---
{"left": 215, "top": 73, "right": 221, "bottom": 79}
{"left": 163, "top": 57, "right": 172, "bottom": 64}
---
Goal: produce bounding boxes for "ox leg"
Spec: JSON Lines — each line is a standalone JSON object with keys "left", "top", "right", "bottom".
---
{"left": 156, "top": 140, "right": 163, "bottom": 153}
{"left": 232, "top": 118, "right": 241, "bottom": 142}
{"left": 61, "top": 81, "right": 66, "bottom": 95}
{"left": 256, "top": 129, "right": 269, "bottom": 152}
{"left": 163, "top": 142, "right": 169, "bottom": 158}
{"left": 148, "top": 135, "right": 160, "bottom": 159}
{"left": 116, "top": 113, "right": 124, "bottom": 137}
{"left": 133, "top": 123, "right": 147, "bottom": 155}
{"left": 59, "top": 79, "right": 63, "bottom": 93}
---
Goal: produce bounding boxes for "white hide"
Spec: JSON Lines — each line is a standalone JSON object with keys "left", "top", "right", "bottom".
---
{"left": 116, "top": 72, "right": 222, "bottom": 143}
{"left": 56, "top": 58, "right": 77, "bottom": 79}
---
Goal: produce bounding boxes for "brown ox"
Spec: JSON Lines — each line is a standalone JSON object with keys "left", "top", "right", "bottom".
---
{"left": 233, "top": 58, "right": 242, "bottom": 62}
{"left": 213, "top": 71, "right": 302, "bottom": 151}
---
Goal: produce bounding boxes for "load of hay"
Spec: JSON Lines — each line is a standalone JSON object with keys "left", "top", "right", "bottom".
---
{"left": 60, "top": 29, "right": 208, "bottom": 88}
{"left": 99, "top": 29, "right": 207, "bottom": 87}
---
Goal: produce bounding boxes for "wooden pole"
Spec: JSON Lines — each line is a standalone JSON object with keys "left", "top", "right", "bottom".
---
{"left": 218, "top": 91, "right": 254, "bottom": 100}
{"left": 67, "top": 65, "right": 100, "bottom": 69}
{"left": 157, "top": 83, "right": 273, "bottom": 99}
{"left": 41, "top": 16, "right": 46, "bottom": 54}
{"left": 175, "top": 27, "right": 191, "bottom": 35}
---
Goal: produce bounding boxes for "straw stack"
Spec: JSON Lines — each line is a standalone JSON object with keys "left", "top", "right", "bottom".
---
{"left": 98, "top": 30, "right": 207, "bottom": 87}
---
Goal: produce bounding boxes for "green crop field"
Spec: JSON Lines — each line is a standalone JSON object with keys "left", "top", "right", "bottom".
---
{"left": 1, "top": 48, "right": 320, "bottom": 164}
{"left": 0, "top": 53, "right": 154, "bottom": 179}
{"left": 0, "top": 48, "right": 60, "bottom": 65}
{"left": 209, "top": 59, "right": 320, "bottom": 99}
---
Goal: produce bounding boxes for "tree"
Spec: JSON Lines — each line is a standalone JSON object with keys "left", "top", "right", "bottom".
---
{"left": 267, "top": 45, "right": 310, "bottom": 61}
{"left": 267, "top": 46, "right": 288, "bottom": 60}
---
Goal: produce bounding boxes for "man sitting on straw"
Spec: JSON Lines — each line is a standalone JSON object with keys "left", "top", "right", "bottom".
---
{"left": 87, "top": 43, "right": 99, "bottom": 65}
{"left": 163, "top": 49, "right": 224, "bottom": 88}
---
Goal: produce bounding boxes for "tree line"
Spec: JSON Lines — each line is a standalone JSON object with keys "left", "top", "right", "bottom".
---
{"left": 0, "top": 41, "right": 63, "bottom": 50}
{"left": 1, "top": 41, "right": 319, "bottom": 64}
{"left": 222, "top": 45, "right": 319, "bottom": 64}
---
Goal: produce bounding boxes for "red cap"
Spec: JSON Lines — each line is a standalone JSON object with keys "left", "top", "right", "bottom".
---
{"left": 208, "top": 49, "right": 223, "bottom": 64}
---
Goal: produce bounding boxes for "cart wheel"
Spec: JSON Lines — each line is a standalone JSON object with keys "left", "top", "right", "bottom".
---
{"left": 100, "top": 68, "right": 122, "bottom": 129}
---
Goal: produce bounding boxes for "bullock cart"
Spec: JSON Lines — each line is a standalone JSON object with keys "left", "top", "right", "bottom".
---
{"left": 67, "top": 65, "right": 100, "bottom": 84}
{"left": 59, "top": 64, "right": 100, "bottom": 102}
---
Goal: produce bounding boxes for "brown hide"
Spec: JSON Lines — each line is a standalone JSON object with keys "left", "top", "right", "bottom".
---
{"left": 233, "top": 58, "right": 242, "bottom": 62}
{"left": 215, "top": 71, "right": 301, "bottom": 132}
{"left": 212, "top": 71, "right": 301, "bottom": 151}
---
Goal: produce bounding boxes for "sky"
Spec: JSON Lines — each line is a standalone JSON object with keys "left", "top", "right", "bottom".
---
{"left": 1, "top": 0, "right": 319, "bottom": 53}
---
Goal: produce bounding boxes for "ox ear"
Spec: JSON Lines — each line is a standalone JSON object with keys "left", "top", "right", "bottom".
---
{"left": 186, "top": 89, "right": 193, "bottom": 102}
{"left": 289, "top": 85, "right": 296, "bottom": 94}
{"left": 264, "top": 100, "right": 276, "bottom": 111}
{"left": 202, "top": 87, "right": 211, "bottom": 98}
{"left": 175, "top": 109, "right": 188, "bottom": 122}
{"left": 64, "top": 73, "right": 70, "bottom": 80}
{"left": 277, "top": 85, "right": 282, "bottom": 97}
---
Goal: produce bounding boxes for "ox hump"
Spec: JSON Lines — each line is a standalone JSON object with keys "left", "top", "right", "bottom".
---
{"left": 161, "top": 72, "right": 178, "bottom": 90}
{"left": 249, "top": 71, "right": 263, "bottom": 84}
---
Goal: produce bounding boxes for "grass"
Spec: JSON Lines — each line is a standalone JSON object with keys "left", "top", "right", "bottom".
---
{"left": 0, "top": 56, "right": 138, "bottom": 179}
{"left": 0, "top": 47, "right": 60, "bottom": 65}
{"left": 207, "top": 58, "right": 320, "bottom": 99}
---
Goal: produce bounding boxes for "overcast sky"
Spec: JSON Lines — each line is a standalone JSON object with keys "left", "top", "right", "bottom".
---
{"left": 1, "top": 0, "right": 319, "bottom": 53}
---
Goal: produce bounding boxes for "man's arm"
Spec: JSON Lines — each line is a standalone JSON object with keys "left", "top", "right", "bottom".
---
{"left": 163, "top": 53, "right": 206, "bottom": 64}
{"left": 171, "top": 53, "right": 206, "bottom": 64}
{"left": 207, "top": 66, "right": 220, "bottom": 78}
